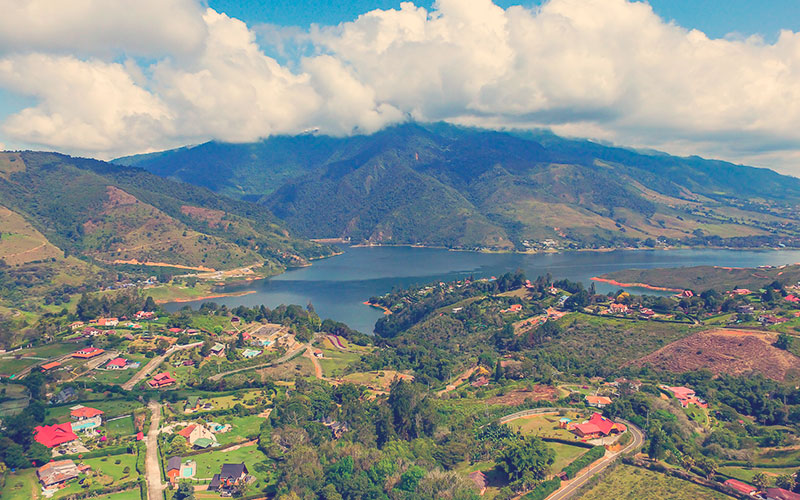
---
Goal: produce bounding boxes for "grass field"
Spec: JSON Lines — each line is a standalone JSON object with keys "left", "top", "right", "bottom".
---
{"left": 91, "top": 489, "right": 141, "bottom": 500}
{"left": 48, "top": 399, "right": 143, "bottom": 422}
{"left": 577, "top": 465, "right": 734, "bottom": 500}
{"left": 191, "top": 443, "right": 269, "bottom": 481}
{"left": 507, "top": 413, "right": 587, "bottom": 441}
{"left": 0, "top": 343, "right": 84, "bottom": 376}
{"left": 550, "top": 442, "right": 592, "bottom": 472}
{"left": 212, "top": 414, "right": 266, "bottom": 445}
{"left": 0, "top": 469, "right": 38, "bottom": 500}
{"left": 719, "top": 466, "right": 798, "bottom": 485}
{"left": 106, "top": 415, "right": 136, "bottom": 438}
{"left": 318, "top": 348, "right": 361, "bottom": 378}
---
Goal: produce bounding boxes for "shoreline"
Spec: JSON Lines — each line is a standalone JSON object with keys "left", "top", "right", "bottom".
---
{"left": 156, "top": 290, "right": 257, "bottom": 305}
{"left": 590, "top": 277, "right": 683, "bottom": 293}
{"left": 363, "top": 302, "right": 392, "bottom": 315}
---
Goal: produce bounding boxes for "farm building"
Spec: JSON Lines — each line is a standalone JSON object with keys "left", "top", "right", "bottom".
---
{"left": 72, "top": 347, "right": 105, "bottom": 359}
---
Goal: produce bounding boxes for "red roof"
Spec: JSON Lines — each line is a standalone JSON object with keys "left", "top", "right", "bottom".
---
{"left": 574, "top": 413, "right": 623, "bottom": 437}
{"left": 724, "top": 479, "right": 755, "bottom": 495}
{"left": 168, "top": 328, "right": 183, "bottom": 333}
{"left": 766, "top": 488, "right": 800, "bottom": 500}
{"left": 41, "top": 361, "right": 61, "bottom": 371}
{"left": 148, "top": 372, "right": 176, "bottom": 388}
{"left": 786, "top": 295, "right": 800, "bottom": 303}
{"left": 177, "top": 424, "right": 197, "bottom": 438}
{"left": 70, "top": 406, "right": 104, "bottom": 419}
{"left": 668, "top": 386, "right": 695, "bottom": 399}
{"left": 34, "top": 423, "right": 78, "bottom": 448}
{"left": 136, "top": 432, "right": 144, "bottom": 441}
{"left": 106, "top": 357, "right": 128, "bottom": 368}
{"left": 586, "top": 395, "right": 613, "bottom": 405}
{"left": 72, "top": 347, "right": 105, "bottom": 358}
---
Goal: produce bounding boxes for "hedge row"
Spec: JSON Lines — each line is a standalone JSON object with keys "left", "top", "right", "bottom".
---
{"left": 522, "top": 478, "right": 561, "bottom": 500}
{"left": 139, "top": 479, "right": 147, "bottom": 500}
{"left": 541, "top": 437, "right": 595, "bottom": 449}
{"left": 58, "top": 445, "right": 133, "bottom": 461}
{"left": 561, "top": 446, "right": 605, "bottom": 479}
{"left": 60, "top": 480, "right": 139, "bottom": 500}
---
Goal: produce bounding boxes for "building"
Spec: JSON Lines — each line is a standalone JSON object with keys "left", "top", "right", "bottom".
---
{"left": 72, "top": 347, "right": 105, "bottom": 359}
{"left": 70, "top": 405, "right": 104, "bottom": 432}
{"left": 177, "top": 423, "right": 217, "bottom": 447}
{"left": 210, "top": 343, "right": 226, "bottom": 356}
{"left": 208, "top": 463, "right": 250, "bottom": 494}
{"left": 97, "top": 318, "right": 119, "bottom": 327}
{"left": 40, "top": 361, "right": 61, "bottom": 373}
{"left": 167, "top": 457, "right": 197, "bottom": 484}
{"left": 663, "top": 386, "right": 708, "bottom": 408}
{"left": 148, "top": 372, "right": 177, "bottom": 388}
{"left": 134, "top": 311, "right": 157, "bottom": 320}
{"left": 37, "top": 460, "right": 80, "bottom": 489}
{"left": 586, "top": 395, "right": 613, "bottom": 408}
{"left": 105, "top": 357, "right": 129, "bottom": 370}
{"left": 609, "top": 303, "right": 629, "bottom": 315}
{"left": 572, "top": 413, "right": 627, "bottom": 439}
{"left": 723, "top": 479, "right": 756, "bottom": 496}
{"left": 51, "top": 387, "right": 77, "bottom": 405}
{"left": 766, "top": 488, "right": 800, "bottom": 500}
{"left": 241, "top": 348, "right": 261, "bottom": 359}
{"left": 34, "top": 423, "right": 78, "bottom": 448}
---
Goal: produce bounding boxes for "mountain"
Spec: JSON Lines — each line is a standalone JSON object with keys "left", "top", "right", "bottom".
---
{"left": 117, "top": 123, "right": 800, "bottom": 250}
{"left": 0, "top": 151, "right": 333, "bottom": 278}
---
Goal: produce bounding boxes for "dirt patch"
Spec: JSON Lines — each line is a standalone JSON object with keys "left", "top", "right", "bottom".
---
{"left": 485, "top": 385, "right": 558, "bottom": 405}
{"left": 632, "top": 329, "right": 800, "bottom": 381}
{"left": 180, "top": 205, "right": 226, "bottom": 228}
{"left": 104, "top": 186, "right": 139, "bottom": 210}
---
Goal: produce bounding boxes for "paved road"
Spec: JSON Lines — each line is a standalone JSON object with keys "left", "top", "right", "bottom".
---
{"left": 545, "top": 419, "right": 644, "bottom": 500}
{"left": 122, "top": 342, "right": 203, "bottom": 390}
{"left": 208, "top": 343, "right": 309, "bottom": 381}
{"left": 145, "top": 401, "right": 165, "bottom": 500}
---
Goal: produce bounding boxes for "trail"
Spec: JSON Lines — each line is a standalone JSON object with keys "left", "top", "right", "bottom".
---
{"left": 437, "top": 366, "right": 477, "bottom": 396}
{"left": 145, "top": 401, "right": 165, "bottom": 500}
{"left": 304, "top": 346, "right": 323, "bottom": 379}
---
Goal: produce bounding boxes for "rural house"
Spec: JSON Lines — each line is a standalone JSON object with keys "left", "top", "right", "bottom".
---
{"left": 586, "top": 395, "right": 613, "bottom": 408}
{"left": 571, "top": 413, "right": 627, "bottom": 439}
{"left": 208, "top": 463, "right": 250, "bottom": 494}
{"left": 37, "top": 460, "right": 80, "bottom": 489}
{"left": 167, "top": 457, "right": 197, "bottom": 484}
{"left": 177, "top": 423, "right": 217, "bottom": 448}
{"left": 70, "top": 405, "right": 103, "bottom": 432}
{"left": 72, "top": 347, "right": 105, "bottom": 359}
{"left": 148, "top": 372, "right": 177, "bottom": 388}
{"left": 34, "top": 422, "right": 78, "bottom": 448}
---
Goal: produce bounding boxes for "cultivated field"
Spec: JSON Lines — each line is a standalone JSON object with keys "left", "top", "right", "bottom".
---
{"left": 633, "top": 329, "right": 800, "bottom": 381}
{"left": 577, "top": 465, "right": 734, "bottom": 500}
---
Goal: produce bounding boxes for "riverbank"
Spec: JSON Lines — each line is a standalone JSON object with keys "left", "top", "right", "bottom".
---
{"left": 590, "top": 277, "right": 684, "bottom": 293}
{"left": 363, "top": 302, "right": 392, "bottom": 315}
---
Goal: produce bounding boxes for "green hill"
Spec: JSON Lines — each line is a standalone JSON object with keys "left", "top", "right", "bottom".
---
{"left": 117, "top": 123, "right": 800, "bottom": 250}
{"left": 0, "top": 151, "right": 334, "bottom": 299}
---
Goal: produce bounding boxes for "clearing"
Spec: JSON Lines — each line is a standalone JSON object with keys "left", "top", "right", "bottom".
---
{"left": 632, "top": 328, "right": 800, "bottom": 381}
{"left": 484, "top": 386, "right": 557, "bottom": 405}
{"left": 577, "top": 464, "right": 734, "bottom": 500}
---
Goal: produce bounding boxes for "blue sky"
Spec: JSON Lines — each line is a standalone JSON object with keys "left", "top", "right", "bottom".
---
{"left": 208, "top": 0, "right": 799, "bottom": 40}
{"left": 1, "top": 0, "right": 800, "bottom": 175}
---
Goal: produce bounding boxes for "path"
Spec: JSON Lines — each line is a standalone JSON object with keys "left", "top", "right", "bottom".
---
{"left": 545, "top": 419, "right": 644, "bottom": 500}
{"left": 208, "top": 343, "right": 308, "bottom": 381}
{"left": 304, "top": 346, "right": 323, "bottom": 379}
{"left": 14, "top": 352, "right": 74, "bottom": 379}
{"left": 122, "top": 342, "right": 203, "bottom": 390}
{"left": 437, "top": 366, "right": 477, "bottom": 396}
{"left": 145, "top": 401, "right": 165, "bottom": 500}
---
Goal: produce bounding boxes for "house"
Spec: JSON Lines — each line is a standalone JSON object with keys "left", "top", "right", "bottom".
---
{"left": 148, "top": 372, "right": 176, "bottom": 388}
{"left": 134, "top": 311, "right": 157, "bottom": 320}
{"left": 72, "top": 347, "right": 105, "bottom": 359}
{"left": 321, "top": 417, "right": 350, "bottom": 439}
{"left": 766, "top": 488, "right": 800, "bottom": 500}
{"left": 69, "top": 321, "right": 85, "bottom": 330}
{"left": 185, "top": 396, "right": 203, "bottom": 413}
{"left": 105, "top": 357, "right": 129, "bottom": 370}
{"left": 168, "top": 327, "right": 184, "bottom": 334}
{"left": 97, "top": 317, "right": 118, "bottom": 327}
{"left": 210, "top": 343, "right": 226, "bottom": 356}
{"left": 70, "top": 405, "right": 104, "bottom": 432}
{"left": 723, "top": 479, "right": 756, "bottom": 496}
{"left": 40, "top": 361, "right": 61, "bottom": 372}
{"left": 51, "top": 387, "right": 77, "bottom": 405}
{"left": 37, "top": 460, "right": 80, "bottom": 489}
{"left": 242, "top": 348, "right": 262, "bottom": 359}
{"left": 34, "top": 422, "right": 78, "bottom": 448}
{"left": 608, "top": 303, "right": 629, "bottom": 315}
{"left": 468, "top": 470, "right": 488, "bottom": 495}
{"left": 82, "top": 327, "right": 102, "bottom": 337}
{"left": 471, "top": 376, "right": 490, "bottom": 388}
{"left": 167, "top": 457, "right": 197, "bottom": 484}
{"left": 663, "top": 386, "right": 708, "bottom": 408}
{"left": 177, "top": 423, "right": 217, "bottom": 447}
{"left": 639, "top": 308, "right": 655, "bottom": 318}
{"left": 731, "top": 288, "right": 752, "bottom": 296}
{"left": 208, "top": 463, "right": 250, "bottom": 494}
{"left": 501, "top": 304, "right": 523, "bottom": 314}
{"left": 586, "top": 395, "right": 613, "bottom": 408}
{"left": 760, "top": 315, "right": 789, "bottom": 326}
{"left": 678, "top": 290, "right": 694, "bottom": 298}
{"left": 572, "top": 413, "right": 627, "bottom": 439}
{"left": 785, "top": 295, "right": 800, "bottom": 303}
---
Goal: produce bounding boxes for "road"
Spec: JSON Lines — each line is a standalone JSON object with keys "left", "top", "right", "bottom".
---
{"left": 545, "top": 419, "right": 644, "bottom": 500}
{"left": 122, "top": 342, "right": 203, "bottom": 390}
{"left": 64, "top": 350, "right": 119, "bottom": 382}
{"left": 304, "top": 346, "right": 324, "bottom": 379}
{"left": 145, "top": 401, "right": 165, "bottom": 500}
{"left": 208, "top": 343, "right": 309, "bottom": 381}
{"left": 14, "top": 351, "right": 75, "bottom": 379}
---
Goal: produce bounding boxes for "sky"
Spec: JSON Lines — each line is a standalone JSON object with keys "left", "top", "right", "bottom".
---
{"left": 0, "top": 0, "right": 799, "bottom": 176}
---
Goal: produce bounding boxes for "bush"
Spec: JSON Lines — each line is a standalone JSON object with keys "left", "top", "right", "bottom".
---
{"left": 561, "top": 446, "right": 605, "bottom": 479}
{"left": 522, "top": 478, "right": 561, "bottom": 500}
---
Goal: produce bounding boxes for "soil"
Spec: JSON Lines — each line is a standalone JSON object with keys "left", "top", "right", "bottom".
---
{"left": 485, "top": 385, "right": 558, "bottom": 405}
{"left": 632, "top": 329, "right": 800, "bottom": 381}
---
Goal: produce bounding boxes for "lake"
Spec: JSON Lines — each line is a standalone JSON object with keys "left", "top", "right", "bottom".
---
{"left": 165, "top": 246, "right": 800, "bottom": 334}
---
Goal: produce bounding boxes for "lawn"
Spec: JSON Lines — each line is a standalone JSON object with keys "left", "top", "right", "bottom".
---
{"left": 549, "top": 442, "right": 592, "bottom": 473}
{"left": 44, "top": 454, "right": 140, "bottom": 500}
{"left": 507, "top": 413, "right": 587, "bottom": 441}
{"left": 212, "top": 414, "right": 267, "bottom": 445}
{"left": 0, "top": 469, "right": 39, "bottom": 500}
{"left": 0, "top": 343, "right": 83, "bottom": 376}
{"left": 317, "top": 349, "right": 361, "bottom": 378}
{"left": 191, "top": 444, "right": 270, "bottom": 481}
{"left": 577, "top": 465, "right": 734, "bottom": 500}
{"left": 48, "top": 399, "right": 143, "bottom": 422}
{"left": 106, "top": 414, "right": 136, "bottom": 438}
{"left": 753, "top": 447, "right": 800, "bottom": 467}
{"left": 719, "top": 466, "right": 798, "bottom": 486}
{"left": 91, "top": 489, "right": 141, "bottom": 500}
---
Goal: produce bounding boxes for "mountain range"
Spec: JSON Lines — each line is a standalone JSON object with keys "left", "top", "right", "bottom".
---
{"left": 0, "top": 151, "right": 334, "bottom": 307}
{"left": 117, "top": 123, "right": 800, "bottom": 251}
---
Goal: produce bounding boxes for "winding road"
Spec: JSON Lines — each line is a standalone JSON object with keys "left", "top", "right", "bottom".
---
{"left": 545, "top": 418, "right": 644, "bottom": 500}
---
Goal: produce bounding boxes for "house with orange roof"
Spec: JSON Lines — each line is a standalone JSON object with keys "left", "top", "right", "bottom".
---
{"left": 148, "top": 372, "right": 176, "bottom": 389}
{"left": 97, "top": 317, "right": 118, "bottom": 327}
{"left": 572, "top": 413, "right": 627, "bottom": 439}
{"left": 72, "top": 347, "right": 105, "bottom": 359}
{"left": 40, "top": 361, "right": 61, "bottom": 372}
{"left": 586, "top": 395, "right": 613, "bottom": 408}
{"left": 34, "top": 423, "right": 78, "bottom": 448}
{"left": 70, "top": 405, "right": 103, "bottom": 432}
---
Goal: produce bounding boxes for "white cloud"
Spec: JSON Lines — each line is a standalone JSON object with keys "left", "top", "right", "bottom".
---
{"left": 1, "top": 0, "right": 800, "bottom": 174}
{"left": 0, "top": 0, "right": 207, "bottom": 58}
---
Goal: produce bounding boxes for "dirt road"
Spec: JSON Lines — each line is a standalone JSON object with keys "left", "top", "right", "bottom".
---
{"left": 209, "top": 343, "right": 309, "bottom": 381}
{"left": 304, "top": 346, "right": 323, "bottom": 379}
{"left": 122, "top": 342, "right": 203, "bottom": 390}
{"left": 145, "top": 401, "right": 165, "bottom": 500}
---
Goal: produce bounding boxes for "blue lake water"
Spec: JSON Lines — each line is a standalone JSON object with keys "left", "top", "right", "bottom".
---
{"left": 165, "top": 246, "right": 800, "bottom": 334}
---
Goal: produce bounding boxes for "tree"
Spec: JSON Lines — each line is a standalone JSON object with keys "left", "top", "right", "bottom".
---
{"left": 776, "top": 332, "right": 793, "bottom": 351}
{"left": 697, "top": 457, "right": 717, "bottom": 480}
{"left": 648, "top": 424, "right": 667, "bottom": 460}
{"left": 398, "top": 465, "right": 426, "bottom": 492}
{"left": 776, "top": 474, "right": 796, "bottom": 491}
{"left": 753, "top": 472, "right": 768, "bottom": 492}
{"left": 496, "top": 435, "right": 555, "bottom": 482}
{"left": 174, "top": 482, "right": 195, "bottom": 500}
{"left": 143, "top": 296, "right": 157, "bottom": 312}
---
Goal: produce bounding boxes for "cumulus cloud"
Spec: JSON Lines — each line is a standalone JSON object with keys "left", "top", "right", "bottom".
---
{"left": 1, "top": 0, "right": 800, "bottom": 173}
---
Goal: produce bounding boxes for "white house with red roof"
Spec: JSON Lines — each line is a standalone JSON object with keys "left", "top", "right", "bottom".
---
{"left": 34, "top": 423, "right": 78, "bottom": 448}
{"left": 105, "top": 357, "right": 129, "bottom": 370}
{"left": 571, "top": 413, "right": 627, "bottom": 439}
{"left": 70, "top": 405, "right": 104, "bottom": 432}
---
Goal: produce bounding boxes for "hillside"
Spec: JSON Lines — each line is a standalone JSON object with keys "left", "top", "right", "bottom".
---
{"left": 595, "top": 264, "right": 800, "bottom": 292}
{"left": 0, "top": 151, "right": 334, "bottom": 309}
{"left": 118, "top": 123, "right": 800, "bottom": 250}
